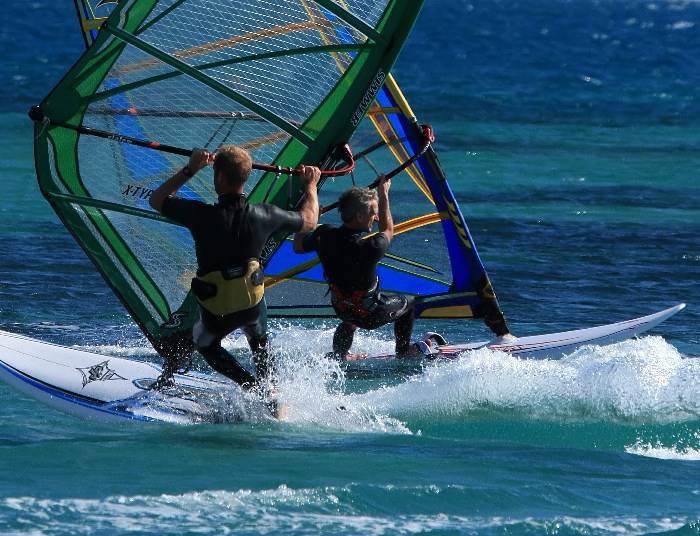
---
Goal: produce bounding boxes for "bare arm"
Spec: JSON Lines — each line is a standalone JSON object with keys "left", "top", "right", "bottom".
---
{"left": 376, "top": 174, "right": 393, "bottom": 242}
{"left": 149, "top": 148, "right": 215, "bottom": 213}
{"left": 296, "top": 165, "right": 320, "bottom": 232}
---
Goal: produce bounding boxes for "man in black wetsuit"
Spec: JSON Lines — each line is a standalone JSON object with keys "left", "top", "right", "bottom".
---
{"left": 293, "top": 175, "right": 421, "bottom": 361}
{"left": 149, "top": 146, "right": 320, "bottom": 390}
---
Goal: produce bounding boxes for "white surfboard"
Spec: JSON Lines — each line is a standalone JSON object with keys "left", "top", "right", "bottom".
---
{"left": 357, "top": 303, "right": 686, "bottom": 362}
{"left": 0, "top": 303, "right": 685, "bottom": 423}
{"left": 0, "top": 331, "right": 275, "bottom": 424}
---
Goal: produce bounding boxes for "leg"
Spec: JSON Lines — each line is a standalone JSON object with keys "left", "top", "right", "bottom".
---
{"left": 151, "top": 330, "right": 195, "bottom": 390}
{"left": 198, "top": 343, "right": 257, "bottom": 389}
{"left": 393, "top": 299, "right": 416, "bottom": 355}
{"left": 331, "top": 320, "right": 357, "bottom": 360}
{"left": 367, "top": 294, "right": 416, "bottom": 357}
{"left": 334, "top": 295, "right": 415, "bottom": 359}
{"left": 240, "top": 301, "right": 285, "bottom": 417}
{"left": 192, "top": 307, "right": 258, "bottom": 389}
{"left": 242, "top": 300, "right": 271, "bottom": 380}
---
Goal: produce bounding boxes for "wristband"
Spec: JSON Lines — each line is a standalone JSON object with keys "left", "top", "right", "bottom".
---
{"left": 182, "top": 166, "right": 193, "bottom": 177}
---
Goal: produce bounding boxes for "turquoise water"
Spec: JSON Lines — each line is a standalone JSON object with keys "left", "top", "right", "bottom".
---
{"left": 1, "top": 1, "right": 700, "bottom": 534}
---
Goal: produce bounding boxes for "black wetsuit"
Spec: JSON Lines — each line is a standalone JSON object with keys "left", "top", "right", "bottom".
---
{"left": 301, "top": 224, "right": 415, "bottom": 358}
{"left": 162, "top": 193, "right": 303, "bottom": 387}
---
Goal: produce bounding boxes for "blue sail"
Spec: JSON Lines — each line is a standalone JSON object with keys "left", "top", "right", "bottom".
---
{"left": 263, "top": 75, "right": 509, "bottom": 334}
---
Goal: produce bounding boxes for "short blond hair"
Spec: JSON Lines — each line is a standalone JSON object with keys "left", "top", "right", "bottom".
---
{"left": 214, "top": 145, "right": 253, "bottom": 186}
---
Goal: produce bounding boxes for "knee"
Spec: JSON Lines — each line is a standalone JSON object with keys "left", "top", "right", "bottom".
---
{"left": 247, "top": 333, "right": 268, "bottom": 351}
{"left": 395, "top": 296, "right": 415, "bottom": 320}
{"left": 196, "top": 342, "right": 222, "bottom": 365}
{"left": 334, "top": 323, "right": 356, "bottom": 344}
{"left": 338, "top": 321, "right": 357, "bottom": 334}
{"left": 405, "top": 296, "right": 416, "bottom": 312}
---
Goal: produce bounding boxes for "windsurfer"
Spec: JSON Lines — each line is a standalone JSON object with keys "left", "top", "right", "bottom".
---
{"left": 149, "top": 146, "right": 320, "bottom": 391}
{"left": 294, "top": 175, "right": 422, "bottom": 360}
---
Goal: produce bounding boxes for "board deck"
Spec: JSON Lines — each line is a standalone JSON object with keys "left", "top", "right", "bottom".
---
{"left": 355, "top": 303, "right": 686, "bottom": 363}
{"left": 0, "top": 331, "right": 273, "bottom": 424}
{"left": 0, "top": 303, "right": 685, "bottom": 423}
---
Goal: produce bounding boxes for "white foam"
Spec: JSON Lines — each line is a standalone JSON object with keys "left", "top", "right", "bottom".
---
{"left": 64, "top": 325, "right": 700, "bottom": 430}
{"left": 342, "top": 335, "right": 698, "bottom": 426}
{"left": 1, "top": 490, "right": 694, "bottom": 535}
{"left": 264, "top": 327, "right": 412, "bottom": 434}
{"left": 627, "top": 444, "right": 700, "bottom": 461}
{"left": 267, "top": 330, "right": 700, "bottom": 437}
{"left": 626, "top": 434, "right": 700, "bottom": 461}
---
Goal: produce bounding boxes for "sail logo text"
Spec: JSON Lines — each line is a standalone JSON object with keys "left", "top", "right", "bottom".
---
{"left": 106, "top": 133, "right": 138, "bottom": 144}
{"left": 261, "top": 236, "right": 278, "bottom": 261}
{"left": 122, "top": 184, "right": 153, "bottom": 199}
{"left": 445, "top": 199, "right": 473, "bottom": 250}
{"left": 351, "top": 69, "right": 386, "bottom": 126}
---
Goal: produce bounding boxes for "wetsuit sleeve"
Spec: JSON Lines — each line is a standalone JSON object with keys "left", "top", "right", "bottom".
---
{"left": 300, "top": 224, "right": 332, "bottom": 253}
{"left": 251, "top": 203, "right": 304, "bottom": 236}
{"left": 366, "top": 232, "right": 390, "bottom": 262}
{"left": 161, "top": 196, "right": 209, "bottom": 229}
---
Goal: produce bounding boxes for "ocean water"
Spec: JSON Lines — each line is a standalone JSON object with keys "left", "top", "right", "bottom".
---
{"left": 1, "top": 1, "right": 700, "bottom": 535}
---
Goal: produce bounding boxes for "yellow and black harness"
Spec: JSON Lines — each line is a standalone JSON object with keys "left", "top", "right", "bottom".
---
{"left": 190, "top": 259, "right": 264, "bottom": 316}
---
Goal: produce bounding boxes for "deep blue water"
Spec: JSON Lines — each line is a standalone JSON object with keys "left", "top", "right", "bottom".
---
{"left": 1, "top": 1, "right": 699, "bottom": 534}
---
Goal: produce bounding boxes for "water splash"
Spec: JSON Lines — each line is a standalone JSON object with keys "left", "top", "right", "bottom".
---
{"left": 2, "top": 487, "right": 696, "bottom": 535}
{"left": 76, "top": 325, "right": 700, "bottom": 434}
{"left": 626, "top": 438, "right": 700, "bottom": 461}
{"left": 378, "top": 336, "right": 700, "bottom": 423}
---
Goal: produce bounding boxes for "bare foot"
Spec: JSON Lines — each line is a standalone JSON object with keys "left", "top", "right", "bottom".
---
{"left": 274, "top": 403, "right": 289, "bottom": 421}
{"left": 344, "top": 352, "right": 369, "bottom": 361}
{"left": 263, "top": 391, "right": 289, "bottom": 420}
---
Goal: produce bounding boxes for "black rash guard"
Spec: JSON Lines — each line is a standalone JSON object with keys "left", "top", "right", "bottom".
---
{"left": 301, "top": 224, "right": 388, "bottom": 291}
{"left": 163, "top": 193, "right": 304, "bottom": 274}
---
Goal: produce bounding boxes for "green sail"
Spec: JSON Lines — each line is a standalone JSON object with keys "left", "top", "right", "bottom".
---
{"left": 33, "top": 0, "right": 426, "bottom": 355}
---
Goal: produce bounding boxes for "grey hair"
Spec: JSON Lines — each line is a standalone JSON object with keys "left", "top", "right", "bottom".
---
{"left": 337, "top": 186, "right": 378, "bottom": 223}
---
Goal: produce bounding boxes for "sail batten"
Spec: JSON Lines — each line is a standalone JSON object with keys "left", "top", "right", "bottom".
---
{"left": 313, "top": 0, "right": 383, "bottom": 43}
{"left": 47, "top": 192, "right": 168, "bottom": 222}
{"left": 105, "top": 24, "right": 315, "bottom": 146}
{"left": 114, "top": 31, "right": 361, "bottom": 78}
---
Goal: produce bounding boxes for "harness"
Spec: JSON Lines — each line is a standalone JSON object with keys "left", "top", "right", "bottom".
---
{"left": 190, "top": 258, "right": 264, "bottom": 316}
{"left": 328, "top": 278, "right": 379, "bottom": 319}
